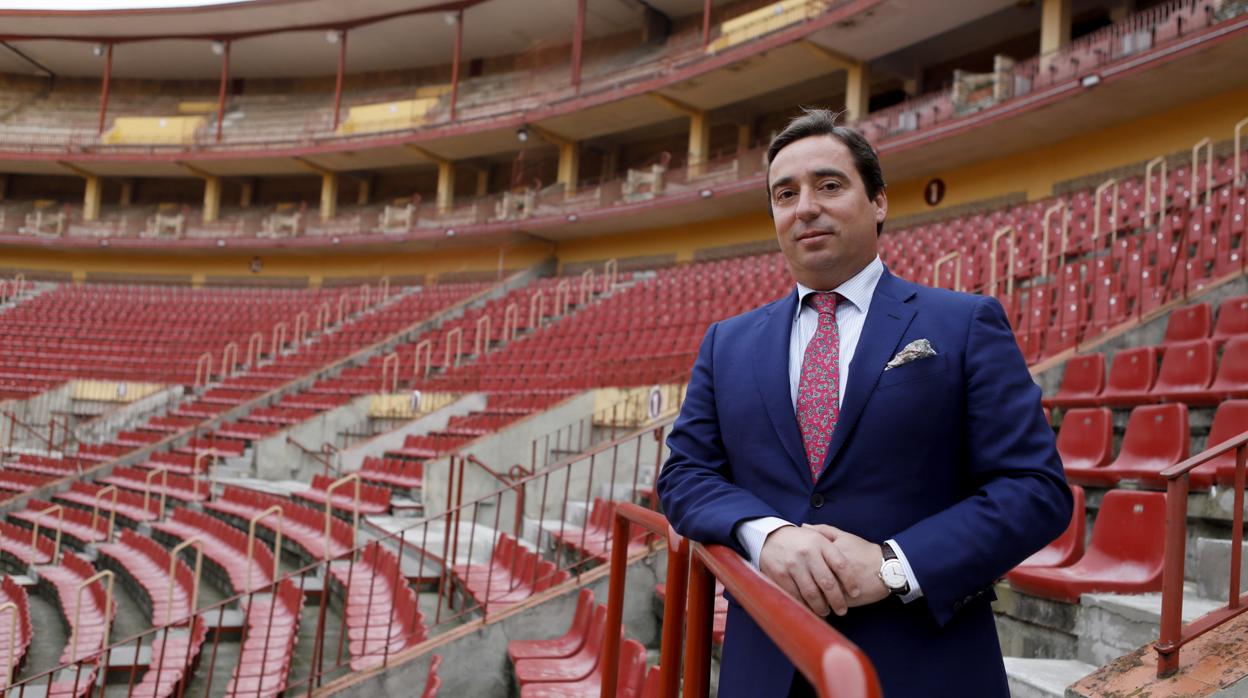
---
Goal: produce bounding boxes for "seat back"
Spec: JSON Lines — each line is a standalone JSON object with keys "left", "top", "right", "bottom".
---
{"left": 1203, "top": 400, "right": 1248, "bottom": 470}
{"left": 1153, "top": 339, "right": 1215, "bottom": 391}
{"left": 1105, "top": 346, "right": 1159, "bottom": 394}
{"left": 1087, "top": 490, "right": 1167, "bottom": 566}
{"left": 1213, "top": 337, "right": 1248, "bottom": 389}
{"left": 1164, "top": 302, "right": 1212, "bottom": 344}
{"left": 1112, "top": 403, "right": 1190, "bottom": 470}
{"left": 1055, "top": 354, "right": 1105, "bottom": 400}
{"left": 1214, "top": 295, "right": 1248, "bottom": 341}
{"left": 1056, "top": 408, "right": 1113, "bottom": 469}
{"left": 420, "top": 655, "right": 443, "bottom": 698}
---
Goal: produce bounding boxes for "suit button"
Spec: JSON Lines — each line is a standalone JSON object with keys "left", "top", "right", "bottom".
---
{"left": 811, "top": 493, "right": 825, "bottom": 508}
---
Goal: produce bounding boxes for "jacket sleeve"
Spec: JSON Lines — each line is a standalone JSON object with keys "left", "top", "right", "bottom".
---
{"left": 657, "top": 322, "right": 786, "bottom": 557}
{"left": 892, "top": 296, "right": 1073, "bottom": 626}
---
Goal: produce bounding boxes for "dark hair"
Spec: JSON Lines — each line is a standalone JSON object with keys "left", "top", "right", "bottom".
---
{"left": 765, "top": 108, "right": 886, "bottom": 233}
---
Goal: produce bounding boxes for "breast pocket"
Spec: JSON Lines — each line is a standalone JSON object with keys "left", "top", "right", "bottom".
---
{"left": 877, "top": 353, "right": 949, "bottom": 389}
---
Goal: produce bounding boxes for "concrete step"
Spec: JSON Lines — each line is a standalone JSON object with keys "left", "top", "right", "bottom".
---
{"left": 1004, "top": 658, "right": 1097, "bottom": 698}
{"left": 1079, "top": 584, "right": 1224, "bottom": 666}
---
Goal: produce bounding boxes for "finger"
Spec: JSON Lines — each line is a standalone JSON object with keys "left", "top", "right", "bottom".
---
{"left": 802, "top": 523, "right": 841, "bottom": 541}
{"left": 808, "top": 554, "right": 848, "bottom": 616}
{"left": 790, "top": 563, "right": 831, "bottom": 617}
{"left": 819, "top": 538, "right": 861, "bottom": 601}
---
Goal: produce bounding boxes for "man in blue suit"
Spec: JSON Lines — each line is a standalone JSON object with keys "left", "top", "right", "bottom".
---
{"left": 657, "top": 109, "right": 1071, "bottom": 697}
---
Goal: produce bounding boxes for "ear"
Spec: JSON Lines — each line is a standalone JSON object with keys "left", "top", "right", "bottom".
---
{"left": 874, "top": 189, "right": 888, "bottom": 225}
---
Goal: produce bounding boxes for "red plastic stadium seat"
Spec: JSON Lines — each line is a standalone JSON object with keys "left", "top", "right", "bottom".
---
{"left": 519, "top": 638, "right": 648, "bottom": 697}
{"left": 1098, "top": 346, "right": 1160, "bottom": 406}
{"left": 422, "top": 655, "right": 443, "bottom": 698}
{"left": 1015, "top": 485, "right": 1086, "bottom": 568}
{"left": 508, "top": 589, "right": 593, "bottom": 662}
{"left": 1067, "top": 403, "right": 1189, "bottom": 487}
{"left": 1204, "top": 401, "right": 1248, "bottom": 488}
{"left": 1043, "top": 354, "right": 1105, "bottom": 408}
{"left": 1150, "top": 339, "right": 1217, "bottom": 404}
{"left": 1205, "top": 337, "right": 1248, "bottom": 400}
{"left": 1163, "top": 302, "right": 1212, "bottom": 345}
{"left": 513, "top": 606, "right": 611, "bottom": 686}
{"left": 1213, "top": 295, "right": 1248, "bottom": 344}
{"left": 1006, "top": 489, "right": 1167, "bottom": 602}
{"left": 1056, "top": 408, "right": 1113, "bottom": 474}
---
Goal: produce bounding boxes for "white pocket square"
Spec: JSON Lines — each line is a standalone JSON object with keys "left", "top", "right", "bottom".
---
{"left": 884, "top": 339, "right": 938, "bottom": 370}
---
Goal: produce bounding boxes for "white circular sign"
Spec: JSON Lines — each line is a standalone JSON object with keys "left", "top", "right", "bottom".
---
{"left": 647, "top": 385, "right": 664, "bottom": 421}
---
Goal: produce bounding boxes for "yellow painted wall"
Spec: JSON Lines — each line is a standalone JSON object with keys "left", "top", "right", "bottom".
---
{"left": 4, "top": 241, "right": 551, "bottom": 286}
{"left": 887, "top": 86, "right": 1248, "bottom": 219}
{"left": 556, "top": 211, "right": 774, "bottom": 267}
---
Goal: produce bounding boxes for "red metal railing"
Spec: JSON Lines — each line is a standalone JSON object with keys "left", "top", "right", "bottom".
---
{"left": 601, "top": 502, "right": 882, "bottom": 698}
{"left": 1154, "top": 430, "right": 1248, "bottom": 676}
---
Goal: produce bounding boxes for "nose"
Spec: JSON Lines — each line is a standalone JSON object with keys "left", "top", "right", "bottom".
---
{"left": 795, "top": 186, "right": 820, "bottom": 221}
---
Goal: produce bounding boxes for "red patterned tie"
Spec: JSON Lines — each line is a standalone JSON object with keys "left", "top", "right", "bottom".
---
{"left": 797, "top": 292, "right": 841, "bottom": 481}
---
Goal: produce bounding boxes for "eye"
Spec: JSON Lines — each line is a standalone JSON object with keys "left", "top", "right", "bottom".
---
{"left": 820, "top": 180, "right": 842, "bottom": 192}
{"left": 774, "top": 189, "right": 795, "bottom": 203}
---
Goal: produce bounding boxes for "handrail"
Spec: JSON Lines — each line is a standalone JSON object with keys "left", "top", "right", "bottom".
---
{"left": 338, "top": 292, "right": 352, "bottom": 325}
{"left": 166, "top": 537, "right": 203, "bottom": 625}
{"left": 1190, "top": 136, "right": 1212, "bottom": 208}
{"left": 932, "top": 251, "right": 961, "bottom": 292}
{"left": 221, "top": 341, "right": 239, "bottom": 379}
{"left": 1155, "top": 429, "right": 1248, "bottom": 676}
{"left": 1144, "top": 155, "right": 1168, "bottom": 229}
{"left": 3, "top": 410, "right": 55, "bottom": 454}
{"left": 271, "top": 321, "right": 289, "bottom": 358}
{"left": 990, "top": 225, "right": 1015, "bottom": 297}
{"left": 1093, "top": 178, "right": 1119, "bottom": 249}
{"left": 600, "top": 499, "right": 881, "bottom": 697}
{"left": 70, "top": 570, "right": 114, "bottom": 664}
{"left": 381, "top": 352, "right": 400, "bottom": 394}
{"left": 529, "top": 290, "right": 546, "bottom": 330}
{"left": 502, "top": 303, "right": 520, "bottom": 341}
{"left": 686, "top": 542, "right": 883, "bottom": 698}
{"left": 245, "top": 505, "right": 283, "bottom": 593}
{"left": 1235, "top": 116, "right": 1248, "bottom": 187}
{"left": 91, "top": 484, "right": 118, "bottom": 542}
{"left": 579, "top": 268, "right": 595, "bottom": 306}
{"left": 194, "top": 351, "right": 213, "bottom": 388}
{"left": 286, "top": 435, "right": 337, "bottom": 477}
{"left": 443, "top": 327, "right": 464, "bottom": 370}
{"left": 411, "top": 337, "right": 433, "bottom": 379}
{"left": 142, "top": 466, "right": 169, "bottom": 521}
{"left": 31, "top": 503, "right": 63, "bottom": 565}
{"left": 601, "top": 503, "right": 688, "bottom": 698}
{"left": 294, "top": 310, "right": 310, "bottom": 346}
{"left": 246, "top": 331, "right": 265, "bottom": 367}
{"left": 323, "top": 473, "right": 361, "bottom": 561}
{"left": 474, "top": 314, "right": 491, "bottom": 357}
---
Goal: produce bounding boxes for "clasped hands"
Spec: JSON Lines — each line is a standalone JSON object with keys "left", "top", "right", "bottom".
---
{"left": 758, "top": 524, "right": 889, "bottom": 617}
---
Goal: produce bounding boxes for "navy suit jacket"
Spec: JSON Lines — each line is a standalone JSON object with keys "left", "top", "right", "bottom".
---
{"left": 657, "top": 267, "right": 1071, "bottom": 697}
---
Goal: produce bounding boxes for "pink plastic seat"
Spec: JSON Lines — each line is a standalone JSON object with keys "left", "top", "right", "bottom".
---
{"left": 1206, "top": 337, "right": 1248, "bottom": 400}
{"left": 1213, "top": 295, "right": 1248, "bottom": 344}
{"left": 1151, "top": 339, "right": 1218, "bottom": 404}
{"left": 1006, "top": 489, "right": 1167, "bottom": 602}
{"left": 1163, "top": 302, "right": 1212, "bottom": 345}
{"left": 1056, "top": 408, "right": 1113, "bottom": 475}
{"left": 519, "top": 638, "right": 647, "bottom": 697}
{"left": 514, "top": 606, "right": 609, "bottom": 686}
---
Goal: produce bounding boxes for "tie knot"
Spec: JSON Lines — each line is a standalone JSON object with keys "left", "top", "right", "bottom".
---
{"left": 809, "top": 292, "right": 838, "bottom": 315}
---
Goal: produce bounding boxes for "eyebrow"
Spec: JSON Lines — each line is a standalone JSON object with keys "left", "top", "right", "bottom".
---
{"left": 769, "top": 167, "right": 850, "bottom": 192}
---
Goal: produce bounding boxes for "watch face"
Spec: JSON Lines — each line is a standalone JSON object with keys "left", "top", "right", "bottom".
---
{"left": 881, "top": 560, "right": 907, "bottom": 590}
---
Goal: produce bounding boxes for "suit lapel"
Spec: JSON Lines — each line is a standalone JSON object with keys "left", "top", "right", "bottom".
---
{"left": 751, "top": 289, "right": 811, "bottom": 484}
{"left": 818, "top": 269, "right": 918, "bottom": 480}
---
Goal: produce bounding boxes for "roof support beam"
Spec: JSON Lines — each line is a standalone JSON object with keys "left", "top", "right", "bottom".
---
{"left": 449, "top": 10, "right": 465, "bottom": 121}
{"left": 571, "top": 0, "right": 587, "bottom": 90}
{"left": 332, "top": 30, "right": 348, "bottom": 131}
{"left": 97, "top": 42, "right": 113, "bottom": 135}
{"left": 214, "top": 39, "right": 231, "bottom": 143}
{"left": 702, "top": 0, "right": 713, "bottom": 50}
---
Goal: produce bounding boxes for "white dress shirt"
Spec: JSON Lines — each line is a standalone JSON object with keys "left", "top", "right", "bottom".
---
{"left": 734, "top": 256, "right": 923, "bottom": 603}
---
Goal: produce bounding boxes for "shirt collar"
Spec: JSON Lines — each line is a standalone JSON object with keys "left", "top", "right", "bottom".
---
{"left": 794, "top": 255, "right": 884, "bottom": 315}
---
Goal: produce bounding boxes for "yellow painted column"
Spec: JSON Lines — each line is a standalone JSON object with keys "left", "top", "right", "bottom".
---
{"left": 202, "top": 175, "right": 221, "bottom": 223}
{"left": 83, "top": 175, "right": 102, "bottom": 222}
{"left": 437, "top": 160, "right": 455, "bottom": 213}
{"left": 1041, "top": 0, "right": 1072, "bottom": 56}
{"left": 845, "top": 61, "right": 871, "bottom": 123}
{"left": 688, "top": 110, "right": 710, "bottom": 178}
{"left": 320, "top": 172, "right": 338, "bottom": 222}
{"left": 557, "top": 141, "right": 580, "bottom": 195}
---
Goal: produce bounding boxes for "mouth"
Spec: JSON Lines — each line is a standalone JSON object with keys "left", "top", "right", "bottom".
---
{"left": 795, "top": 229, "right": 835, "bottom": 242}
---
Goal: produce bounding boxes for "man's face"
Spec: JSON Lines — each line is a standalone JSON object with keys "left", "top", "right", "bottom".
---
{"left": 767, "top": 135, "right": 887, "bottom": 290}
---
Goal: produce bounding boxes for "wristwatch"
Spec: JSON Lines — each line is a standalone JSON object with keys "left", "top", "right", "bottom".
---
{"left": 878, "top": 542, "right": 910, "bottom": 596}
